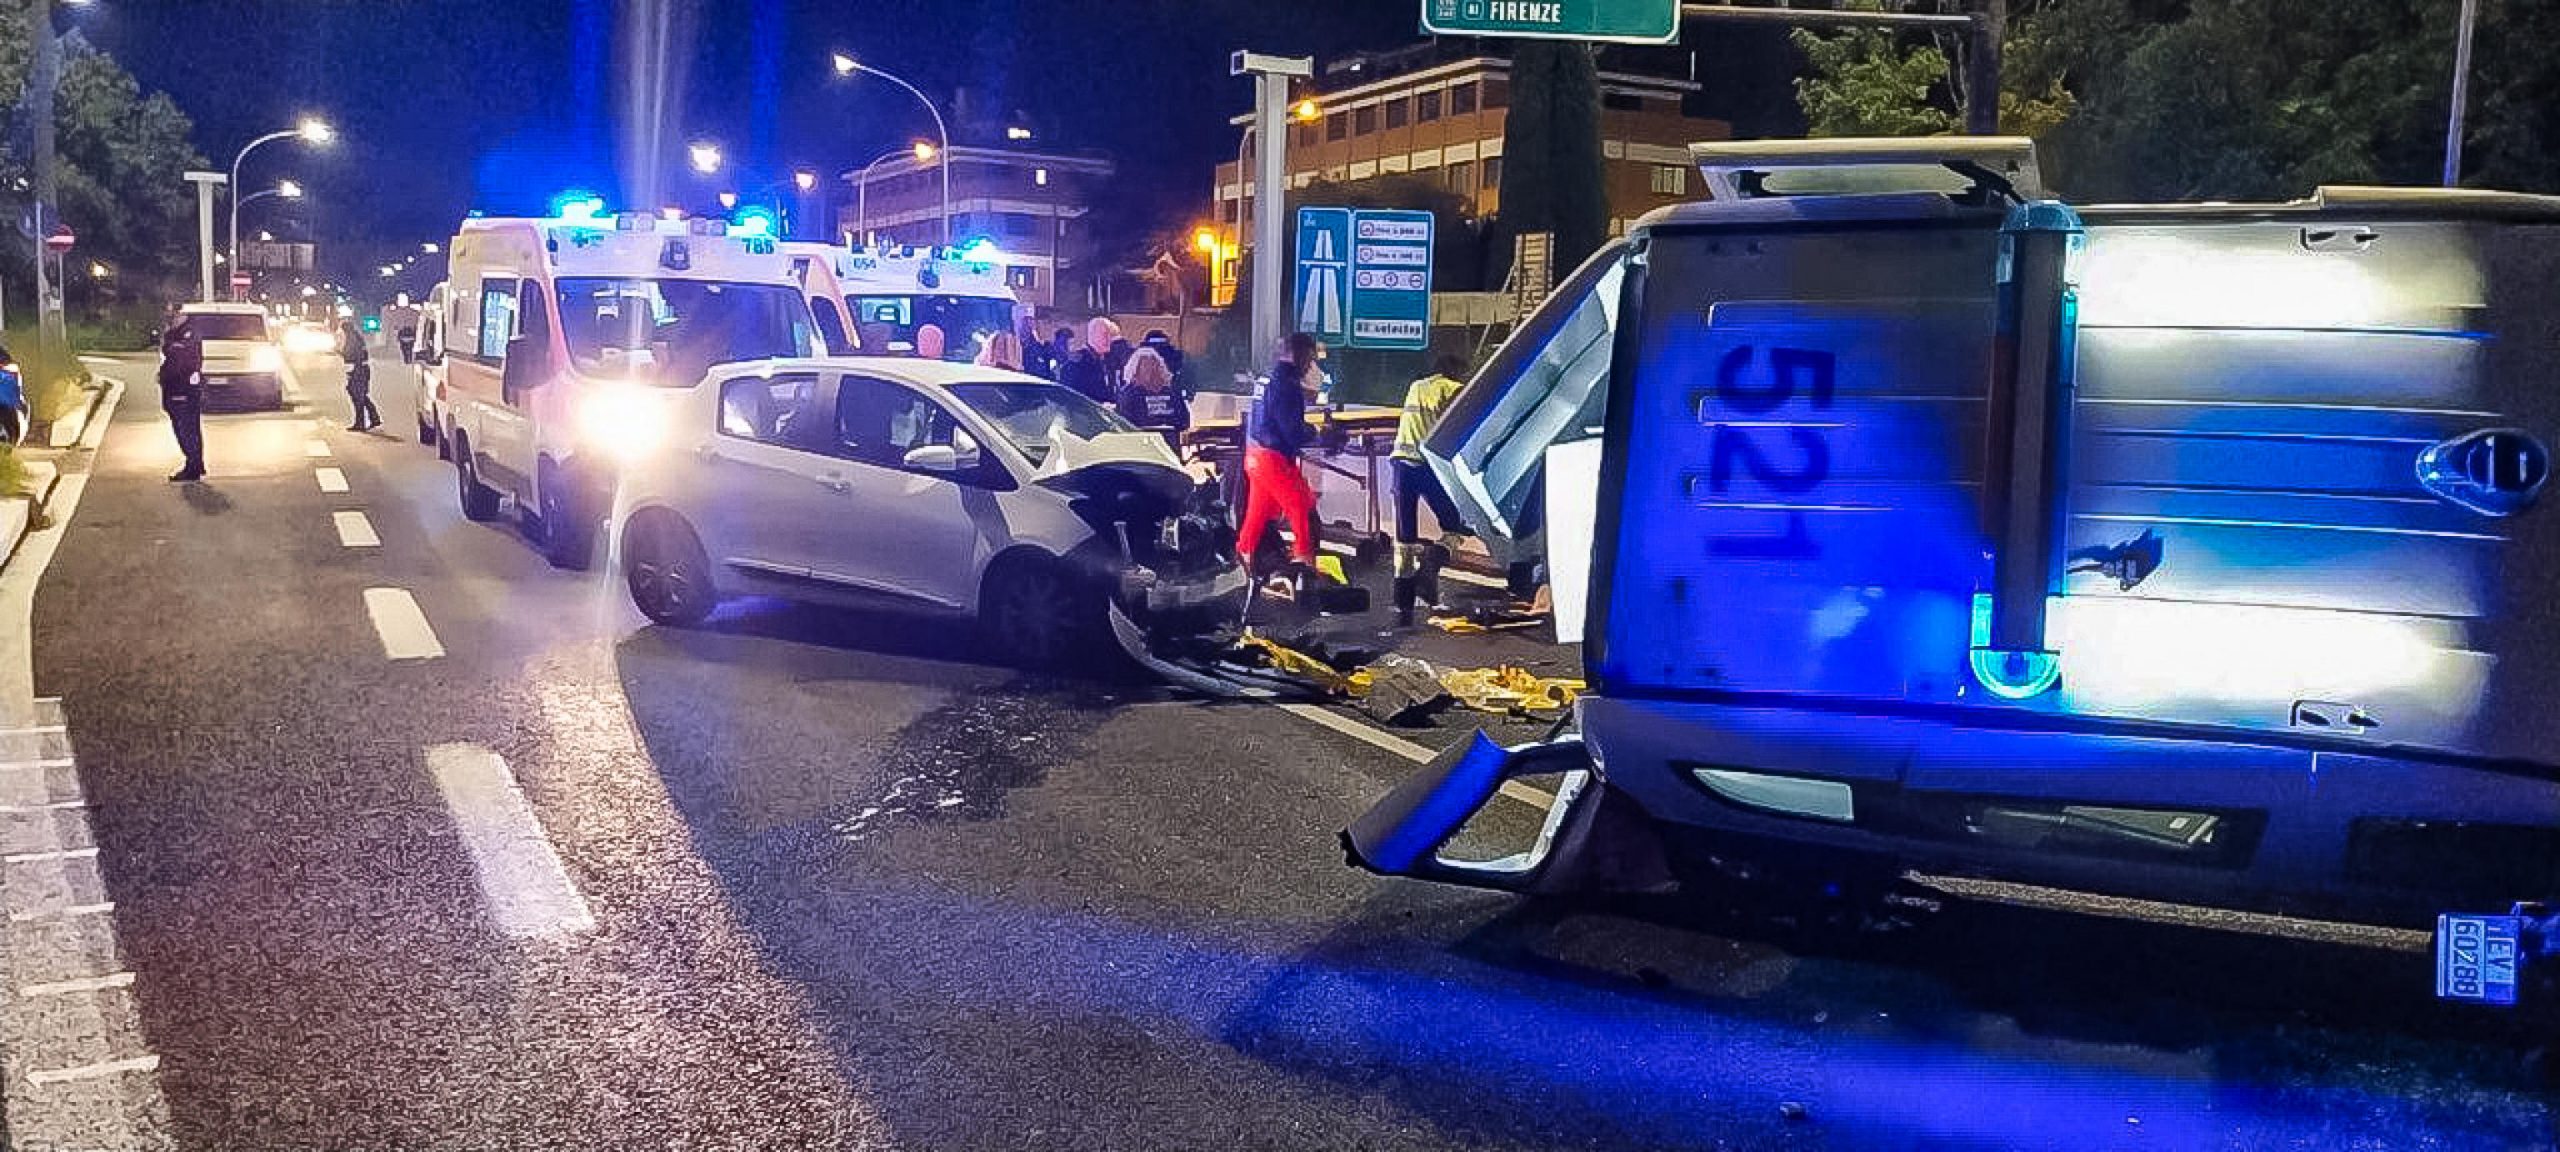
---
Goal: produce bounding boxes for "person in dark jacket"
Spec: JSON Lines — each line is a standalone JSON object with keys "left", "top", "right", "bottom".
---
{"left": 1046, "top": 328, "right": 1074, "bottom": 381}
{"left": 1058, "top": 317, "right": 1122, "bottom": 404}
{"left": 1112, "top": 347, "right": 1189, "bottom": 447}
{"left": 1235, "top": 332, "right": 1324, "bottom": 577}
{"left": 338, "top": 318, "right": 380, "bottom": 431}
{"left": 1140, "top": 329, "right": 1190, "bottom": 395}
{"left": 159, "top": 318, "right": 206, "bottom": 481}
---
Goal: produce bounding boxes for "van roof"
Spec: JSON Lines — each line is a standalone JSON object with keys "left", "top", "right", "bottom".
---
{"left": 179, "top": 302, "right": 266, "bottom": 316}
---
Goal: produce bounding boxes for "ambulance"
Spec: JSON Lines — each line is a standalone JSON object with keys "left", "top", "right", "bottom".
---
{"left": 1347, "top": 139, "right": 2560, "bottom": 1010}
{"left": 782, "top": 241, "right": 1020, "bottom": 361}
{"left": 439, "top": 206, "right": 817, "bottom": 568}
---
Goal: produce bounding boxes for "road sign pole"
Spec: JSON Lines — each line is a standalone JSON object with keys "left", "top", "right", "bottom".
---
{"left": 1234, "top": 51, "right": 1311, "bottom": 364}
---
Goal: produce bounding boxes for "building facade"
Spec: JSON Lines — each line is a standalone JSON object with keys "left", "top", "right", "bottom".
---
{"left": 1207, "top": 47, "right": 1731, "bottom": 305}
{"left": 835, "top": 146, "right": 1115, "bottom": 312}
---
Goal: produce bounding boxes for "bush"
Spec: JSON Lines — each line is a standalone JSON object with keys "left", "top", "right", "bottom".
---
{"left": 0, "top": 445, "right": 28, "bottom": 498}
{"left": 2, "top": 327, "right": 96, "bottom": 426}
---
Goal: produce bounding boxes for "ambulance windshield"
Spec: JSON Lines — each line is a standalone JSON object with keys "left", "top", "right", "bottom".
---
{"left": 846, "top": 294, "right": 1016, "bottom": 362}
{"left": 555, "top": 278, "right": 816, "bottom": 384}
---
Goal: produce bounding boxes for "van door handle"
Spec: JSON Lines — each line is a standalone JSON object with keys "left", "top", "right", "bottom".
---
{"left": 2417, "top": 427, "right": 2550, "bottom": 516}
{"left": 816, "top": 475, "right": 852, "bottom": 493}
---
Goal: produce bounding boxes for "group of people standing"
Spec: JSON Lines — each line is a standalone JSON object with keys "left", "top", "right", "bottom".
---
{"left": 976, "top": 317, "right": 1194, "bottom": 444}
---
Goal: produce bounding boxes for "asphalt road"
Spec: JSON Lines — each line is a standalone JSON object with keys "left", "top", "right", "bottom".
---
{"left": 17, "top": 350, "right": 2557, "bottom": 1150}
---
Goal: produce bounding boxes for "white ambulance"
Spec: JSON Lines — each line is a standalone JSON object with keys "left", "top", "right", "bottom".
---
{"left": 782, "top": 241, "right": 1020, "bottom": 362}
{"left": 440, "top": 209, "right": 817, "bottom": 567}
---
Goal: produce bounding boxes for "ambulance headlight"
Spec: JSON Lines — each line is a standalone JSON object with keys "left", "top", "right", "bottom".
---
{"left": 577, "top": 387, "right": 668, "bottom": 463}
{"left": 248, "top": 345, "right": 285, "bottom": 373}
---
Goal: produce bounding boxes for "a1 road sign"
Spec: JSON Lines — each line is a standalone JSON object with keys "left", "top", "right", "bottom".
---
{"left": 1348, "top": 210, "right": 1433, "bottom": 350}
{"left": 1293, "top": 207, "right": 1352, "bottom": 345}
{"left": 1420, "top": 0, "right": 1678, "bottom": 45}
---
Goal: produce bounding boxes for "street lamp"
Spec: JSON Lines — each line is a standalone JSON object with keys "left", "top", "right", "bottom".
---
{"left": 421, "top": 241, "right": 439, "bottom": 254}
{"left": 829, "top": 52, "right": 952, "bottom": 244}
{"left": 717, "top": 190, "right": 739, "bottom": 210}
{"left": 793, "top": 169, "right": 817, "bottom": 192}
{"left": 689, "top": 141, "right": 722, "bottom": 174}
{"left": 852, "top": 143, "right": 937, "bottom": 245}
{"left": 228, "top": 118, "right": 331, "bottom": 286}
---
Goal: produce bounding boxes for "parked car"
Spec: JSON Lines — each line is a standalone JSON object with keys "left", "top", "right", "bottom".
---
{"left": 176, "top": 302, "right": 287, "bottom": 409}
{"left": 613, "top": 356, "right": 1243, "bottom": 665}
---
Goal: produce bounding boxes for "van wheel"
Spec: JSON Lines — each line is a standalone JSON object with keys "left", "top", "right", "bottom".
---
{"left": 454, "top": 436, "right": 500, "bottom": 522}
{"left": 435, "top": 419, "right": 452, "bottom": 461}
{"left": 416, "top": 412, "right": 436, "bottom": 446}
{"left": 536, "top": 462, "right": 595, "bottom": 571}
{"left": 980, "top": 554, "right": 1095, "bottom": 670}
{"left": 624, "top": 512, "right": 716, "bottom": 626}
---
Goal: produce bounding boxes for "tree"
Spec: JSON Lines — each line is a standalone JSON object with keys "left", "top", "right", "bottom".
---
{"left": 0, "top": 14, "right": 208, "bottom": 312}
{"left": 1791, "top": 2, "right": 2077, "bottom": 140}
{"left": 1496, "top": 41, "right": 1608, "bottom": 273}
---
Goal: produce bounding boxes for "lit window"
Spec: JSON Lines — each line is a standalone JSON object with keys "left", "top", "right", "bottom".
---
{"left": 1650, "top": 165, "right": 1687, "bottom": 195}
{"left": 1034, "top": 168, "right": 1050, "bottom": 186}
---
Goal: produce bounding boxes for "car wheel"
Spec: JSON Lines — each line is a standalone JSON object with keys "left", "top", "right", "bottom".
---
{"left": 624, "top": 512, "right": 716, "bottom": 627}
{"left": 416, "top": 412, "right": 436, "bottom": 446}
{"left": 980, "top": 554, "right": 1095, "bottom": 670}
{"left": 537, "top": 463, "right": 595, "bottom": 571}
{"left": 454, "top": 435, "right": 501, "bottom": 522}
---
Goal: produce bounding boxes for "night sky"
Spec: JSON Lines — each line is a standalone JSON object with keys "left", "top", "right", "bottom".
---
{"left": 78, "top": 0, "right": 1420, "bottom": 285}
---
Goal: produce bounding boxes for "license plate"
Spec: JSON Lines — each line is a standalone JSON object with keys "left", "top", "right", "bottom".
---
{"left": 2434, "top": 913, "right": 2521, "bottom": 1006}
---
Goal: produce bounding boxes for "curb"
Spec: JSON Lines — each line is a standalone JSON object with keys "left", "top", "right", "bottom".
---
{"left": 38, "top": 382, "right": 109, "bottom": 450}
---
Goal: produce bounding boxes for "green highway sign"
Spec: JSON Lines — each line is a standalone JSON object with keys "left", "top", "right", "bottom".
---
{"left": 1420, "top": 0, "right": 1680, "bottom": 44}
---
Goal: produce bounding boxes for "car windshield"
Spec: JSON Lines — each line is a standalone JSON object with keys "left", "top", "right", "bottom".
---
{"left": 183, "top": 313, "right": 269, "bottom": 341}
{"left": 846, "top": 294, "right": 1015, "bottom": 362}
{"left": 945, "top": 380, "right": 1134, "bottom": 465}
{"left": 554, "top": 278, "right": 815, "bottom": 384}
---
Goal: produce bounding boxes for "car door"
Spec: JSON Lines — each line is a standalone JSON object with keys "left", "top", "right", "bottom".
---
{"left": 817, "top": 373, "right": 995, "bottom": 609}
{"left": 696, "top": 370, "right": 835, "bottom": 585}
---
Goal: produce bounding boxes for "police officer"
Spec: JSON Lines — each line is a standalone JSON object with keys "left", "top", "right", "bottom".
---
{"left": 159, "top": 317, "right": 206, "bottom": 482}
{"left": 338, "top": 318, "right": 380, "bottom": 431}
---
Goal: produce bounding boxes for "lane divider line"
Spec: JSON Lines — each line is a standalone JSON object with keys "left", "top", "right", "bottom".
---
{"left": 27, "top": 1054, "right": 159, "bottom": 1085}
{"left": 315, "top": 467, "right": 349, "bottom": 494}
{"left": 426, "top": 744, "right": 597, "bottom": 940}
{"left": 0, "top": 800, "right": 86, "bottom": 813}
{"left": 21, "top": 972, "right": 133, "bottom": 998}
{"left": 0, "top": 758, "right": 76, "bottom": 771}
{"left": 303, "top": 439, "right": 332, "bottom": 459}
{"left": 1274, "top": 702, "right": 1556, "bottom": 809}
{"left": 9, "top": 902, "right": 113, "bottom": 923}
{"left": 3, "top": 847, "right": 97, "bottom": 865}
{"left": 333, "top": 511, "right": 381, "bottom": 549}
{"left": 362, "top": 588, "right": 444, "bottom": 661}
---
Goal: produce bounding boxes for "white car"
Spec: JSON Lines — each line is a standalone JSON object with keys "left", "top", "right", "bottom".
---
{"left": 612, "top": 357, "right": 1242, "bottom": 665}
{"left": 177, "top": 302, "right": 287, "bottom": 409}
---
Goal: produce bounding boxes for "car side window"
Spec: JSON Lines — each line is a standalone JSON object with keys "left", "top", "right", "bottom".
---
{"left": 832, "top": 374, "right": 974, "bottom": 472}
{"left": 718, "top": 373, "right": 828, "bottom": 452}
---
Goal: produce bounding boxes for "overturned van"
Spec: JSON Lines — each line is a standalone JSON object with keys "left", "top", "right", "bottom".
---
{"left": 1348, "top": 139, "right": 2559, "bottom": 1001}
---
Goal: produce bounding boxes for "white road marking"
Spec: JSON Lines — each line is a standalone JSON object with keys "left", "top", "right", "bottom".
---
{"left": 304, "top": 439, "right": 332, "bottom": 458}
{"left": 0, "top": 758, "right": 76, "bottom": 771}
{"left": 21, "top": 971, "right": 133, "bottom": 998}
{"left": 27, "top": 1054, "right": 159, "bottom": 1085}
{"left": 426, "top": 744, "right": 596, "bottom": 940}
{"left": 1275, "top": 703, "right": 1559, "bottom": 811}
{"left": 9, "top": 902, "right": 114, "bottom": 923}
{"left": 333, "top": 511, "right": 380, "bottom": 548}
{"left": 315, "top": 467, "right": 350, "bottom": 494}
{"left": 0, "top": 799, "right": 85, "bottom": 813}
{"left": 0, "top": 725, "right": 67, "bottom": 736}
{"left": 3, "top": 846, "right": 97, "bottom": 865}
{"left": 363, "top": 588, "right": 444, "bottom": 660}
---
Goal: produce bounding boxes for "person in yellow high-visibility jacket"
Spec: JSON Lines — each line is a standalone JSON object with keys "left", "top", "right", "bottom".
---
{"left": 1390, "top": 355, "right": 1471, "bottom": 626}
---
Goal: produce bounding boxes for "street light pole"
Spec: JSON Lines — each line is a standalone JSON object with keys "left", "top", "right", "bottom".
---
{"left": 183, "top": 171, "right": 227, "bottom": 302}
{"left": 1231, "top": 51, "right": 1312, "bottom": 363}
{"left": 832, "top": 55, "right": 952, "bottom": 244}
{"left": 853, "top": 147, "right": 925, "bottom": 244}
{"left": 2444, "top": 0, "right": 2481, "bottom": 186}
{"left": 228, "top": 121, "right": 331, "bottom": 296}
{"left": 27, "top": 0, "right": 65, "bottom": 358}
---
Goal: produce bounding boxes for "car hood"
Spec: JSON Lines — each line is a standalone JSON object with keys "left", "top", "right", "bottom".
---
{"left": 1027, "top": 429, "right": 1191, "bottom": 504}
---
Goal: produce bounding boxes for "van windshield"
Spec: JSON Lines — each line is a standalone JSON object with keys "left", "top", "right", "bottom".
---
{"left": 846, "top": 294, "right": 1015, "bottom": 362}
{"left": 182, "top": 313, "right": 270, "bottom": 342}
{"left": 554, "top": 278, "right": 815, "bottom": 385}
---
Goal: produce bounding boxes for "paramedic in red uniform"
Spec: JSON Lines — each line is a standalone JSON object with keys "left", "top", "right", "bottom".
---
{"left": 1235, "top": 333, "right": 1324, "bottom": 586}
